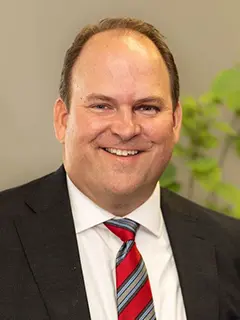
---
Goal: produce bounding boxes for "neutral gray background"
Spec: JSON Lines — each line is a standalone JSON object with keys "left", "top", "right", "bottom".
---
{"left": 1, "top": 0, "right": 240, "bottom": 200}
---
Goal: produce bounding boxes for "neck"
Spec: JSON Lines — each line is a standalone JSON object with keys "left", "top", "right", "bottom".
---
{"left": 69, "top": 176, "right": 156, "bottom": 217}
{"left": 91, "top": 189, "right": 155, "bottom": 217}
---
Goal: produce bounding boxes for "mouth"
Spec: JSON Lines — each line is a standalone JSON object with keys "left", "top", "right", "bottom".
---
{"left": 101, "top": 148, "right": 143, "bottom": 157}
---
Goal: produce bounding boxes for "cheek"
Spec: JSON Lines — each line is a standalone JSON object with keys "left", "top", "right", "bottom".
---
{"left": 146, "top": 120, "right": 174, "bottom": 144}
{"left": 66, "top": 112, "right": 107, "bottom": 145}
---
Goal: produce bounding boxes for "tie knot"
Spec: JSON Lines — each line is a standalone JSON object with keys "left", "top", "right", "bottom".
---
{"left": 104, "top": 218, "right": 139, "bottom": 242}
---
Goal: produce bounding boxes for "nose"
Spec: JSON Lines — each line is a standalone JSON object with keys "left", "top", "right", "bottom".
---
{"left": 110, "top": 107, "right": 141, "bottom": 141}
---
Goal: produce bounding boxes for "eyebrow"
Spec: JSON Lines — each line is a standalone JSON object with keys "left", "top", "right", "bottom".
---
{"left": 85, "top": 93, "right": 166, "bottom": 106}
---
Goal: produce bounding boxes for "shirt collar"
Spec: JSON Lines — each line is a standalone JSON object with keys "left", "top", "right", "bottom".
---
{"left": 126, "top": 183, "right": 162, "bottom": 237}
{"left": 67, "top": 175, "right": 162, "bottom": 238}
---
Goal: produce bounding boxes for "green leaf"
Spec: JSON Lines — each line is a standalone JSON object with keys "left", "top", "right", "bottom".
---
{"left": 211, "top": 67, "right": 240, "bottom": 111}
{"left": 182, "top": 117, "right": 199, "bottom": 133}
{"left": 213, "top": 122, "right": 237, "bottom": 135}
{"left": 182, "top": 96, "right": 198, "bottom": 109}
{"left": 221, "top": 206, "right": 235, "bottom": 217}
{"left": 198, "top": 92, "right": 222, "bottom": 105}
{"left": 188, "top": 158, "right": 217, "bottom": 173}
{"left": 214, "top": 183, "right": 240, "bottom": 206}
{"left": 225, "top": 91, "right": 240, "bottom": 111}
{"left": 194, "top": 134, "right": 218, "bottom": 149}
{"left": 204, "top": 200, "right": 236, "bottom": 216}
{"left": 173, "top": 144, "right": 190, "bottom": 157}
{"left": 235, "top": 139, "right": 240, "bottom": 156}
{"left": 205, "top": 201, "right": 225, "bottom": 213}
{"left": 201, "top": 104, "right": 220, "bottom": 117}
{"left": 232, "top": 204, "right": 240, "bottom": 219}
{"left": 165, "top": 182, "right": 181, "bottom": 193}
{"left": 160, "top": 163, "right": 178, "bottom": 187}
{"left": 211, "top": 67, "right": 240, "bottom": 97}
{"left": 197, "top": 167, "right": 222, "bottom": 190}
{"left": 187, "top": 158, "right": 220, "bottom": 177}
{"left": 188, "top": 157, "right": 222, "bottom": 191}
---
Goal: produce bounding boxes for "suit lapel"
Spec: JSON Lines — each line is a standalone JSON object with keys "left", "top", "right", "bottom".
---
{"left": 161, "top": 189, "right": 219, "bottom": 320}
{"left": 14, "top": 166, "right": 91, "bottom": 320}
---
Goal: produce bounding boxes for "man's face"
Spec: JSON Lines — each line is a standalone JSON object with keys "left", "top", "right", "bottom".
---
{"left": 54, "top": 31, "right": 182, "bottom": 203}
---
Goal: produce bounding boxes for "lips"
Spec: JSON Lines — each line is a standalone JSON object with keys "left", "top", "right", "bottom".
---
{"left": 105, "top": 148, "right": 139, "bottom": 156}
{"left": 101, "top": 147, "right": 143, "bottom": 158}
{"left": 102, "top": 148, "right": 140, "bottom": 156}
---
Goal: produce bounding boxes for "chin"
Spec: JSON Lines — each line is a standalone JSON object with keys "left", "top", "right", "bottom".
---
{"left": 105, "top": 178, "right": 144, "bottom": 196}
{"left": 108, "top": 185, "right": 135, "bottom": 196}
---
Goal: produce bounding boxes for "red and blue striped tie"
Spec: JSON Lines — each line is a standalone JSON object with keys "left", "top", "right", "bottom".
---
{"left": 104, "top": 218, "right": 156, "bottom": 320}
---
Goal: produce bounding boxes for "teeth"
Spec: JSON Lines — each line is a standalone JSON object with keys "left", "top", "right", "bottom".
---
{"left": 105, "top": 148, "right": 139, "bottom": 156}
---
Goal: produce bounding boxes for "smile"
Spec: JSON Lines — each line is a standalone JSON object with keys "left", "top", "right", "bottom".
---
{"left": 103, "top": 148, "right": 140, "bottom": 156}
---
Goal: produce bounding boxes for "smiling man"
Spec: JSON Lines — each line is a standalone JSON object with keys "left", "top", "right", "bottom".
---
{"left": 0, "top": 18, "right": 240, "bottom": 320}
{"left": 54, "top": 26, "right": 181, "bottom": 217}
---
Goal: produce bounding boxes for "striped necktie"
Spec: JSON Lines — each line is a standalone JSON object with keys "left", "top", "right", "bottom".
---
{"left": 104, "top": 218, "right": 156, "bottom": 320}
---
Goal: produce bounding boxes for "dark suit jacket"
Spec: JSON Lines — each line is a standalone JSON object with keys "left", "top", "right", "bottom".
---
{"left": 0, "top": 165, "right": 240, "bottom": 319}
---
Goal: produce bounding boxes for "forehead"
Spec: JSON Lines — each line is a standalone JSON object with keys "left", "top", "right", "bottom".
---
{"left": 71, "top": 30, "right": 171, "bottom": 99}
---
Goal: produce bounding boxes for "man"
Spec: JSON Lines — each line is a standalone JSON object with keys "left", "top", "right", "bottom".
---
{"left": 0, "top": 17, "right": 239, "bottom": 320}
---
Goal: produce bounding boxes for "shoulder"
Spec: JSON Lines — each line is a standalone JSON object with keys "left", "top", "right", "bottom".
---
{"left": 162, "top": 187, "right": 240, "bottom": 245}
{"left": 0, "top": 171, "right": 55, "bottom": 220}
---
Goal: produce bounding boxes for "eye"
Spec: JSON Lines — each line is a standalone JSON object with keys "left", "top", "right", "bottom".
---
{"left": 93, "top": 104, "right": 108, "bottom": 109}
{"left": 91, "top": 104, "right": 112, "bottom": 111}
{"left": 137, "top": 105, "right": 160, "bottom": 114}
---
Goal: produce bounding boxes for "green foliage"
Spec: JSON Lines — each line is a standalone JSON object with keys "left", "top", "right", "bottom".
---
{"left": 211, "top": 66, "right": 240, "bottom": 112}
{"left": 235, "top": 138, "right": 240, "bottom": 156}
{"left": 160, "top": 163, "right": 181, "bottom": 192}
{"left": 160, "top": 64, "right": 240, "bottom": 218}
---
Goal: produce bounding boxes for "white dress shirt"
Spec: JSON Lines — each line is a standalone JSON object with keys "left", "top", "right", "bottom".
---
{"left": 67, "top": 176, "right": 187, "bottom": 320}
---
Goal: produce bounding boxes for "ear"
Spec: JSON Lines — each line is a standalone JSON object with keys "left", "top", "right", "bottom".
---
{"left": 172, "top": 101, "right": 182, "bottom": 144}
{"left": 53, "top": 98, "right": 69, "bottom": 144}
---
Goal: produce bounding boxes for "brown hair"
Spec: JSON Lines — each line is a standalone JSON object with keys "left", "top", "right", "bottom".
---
{"left": 59, "top": 17, "right": 180, "bottom": 110}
